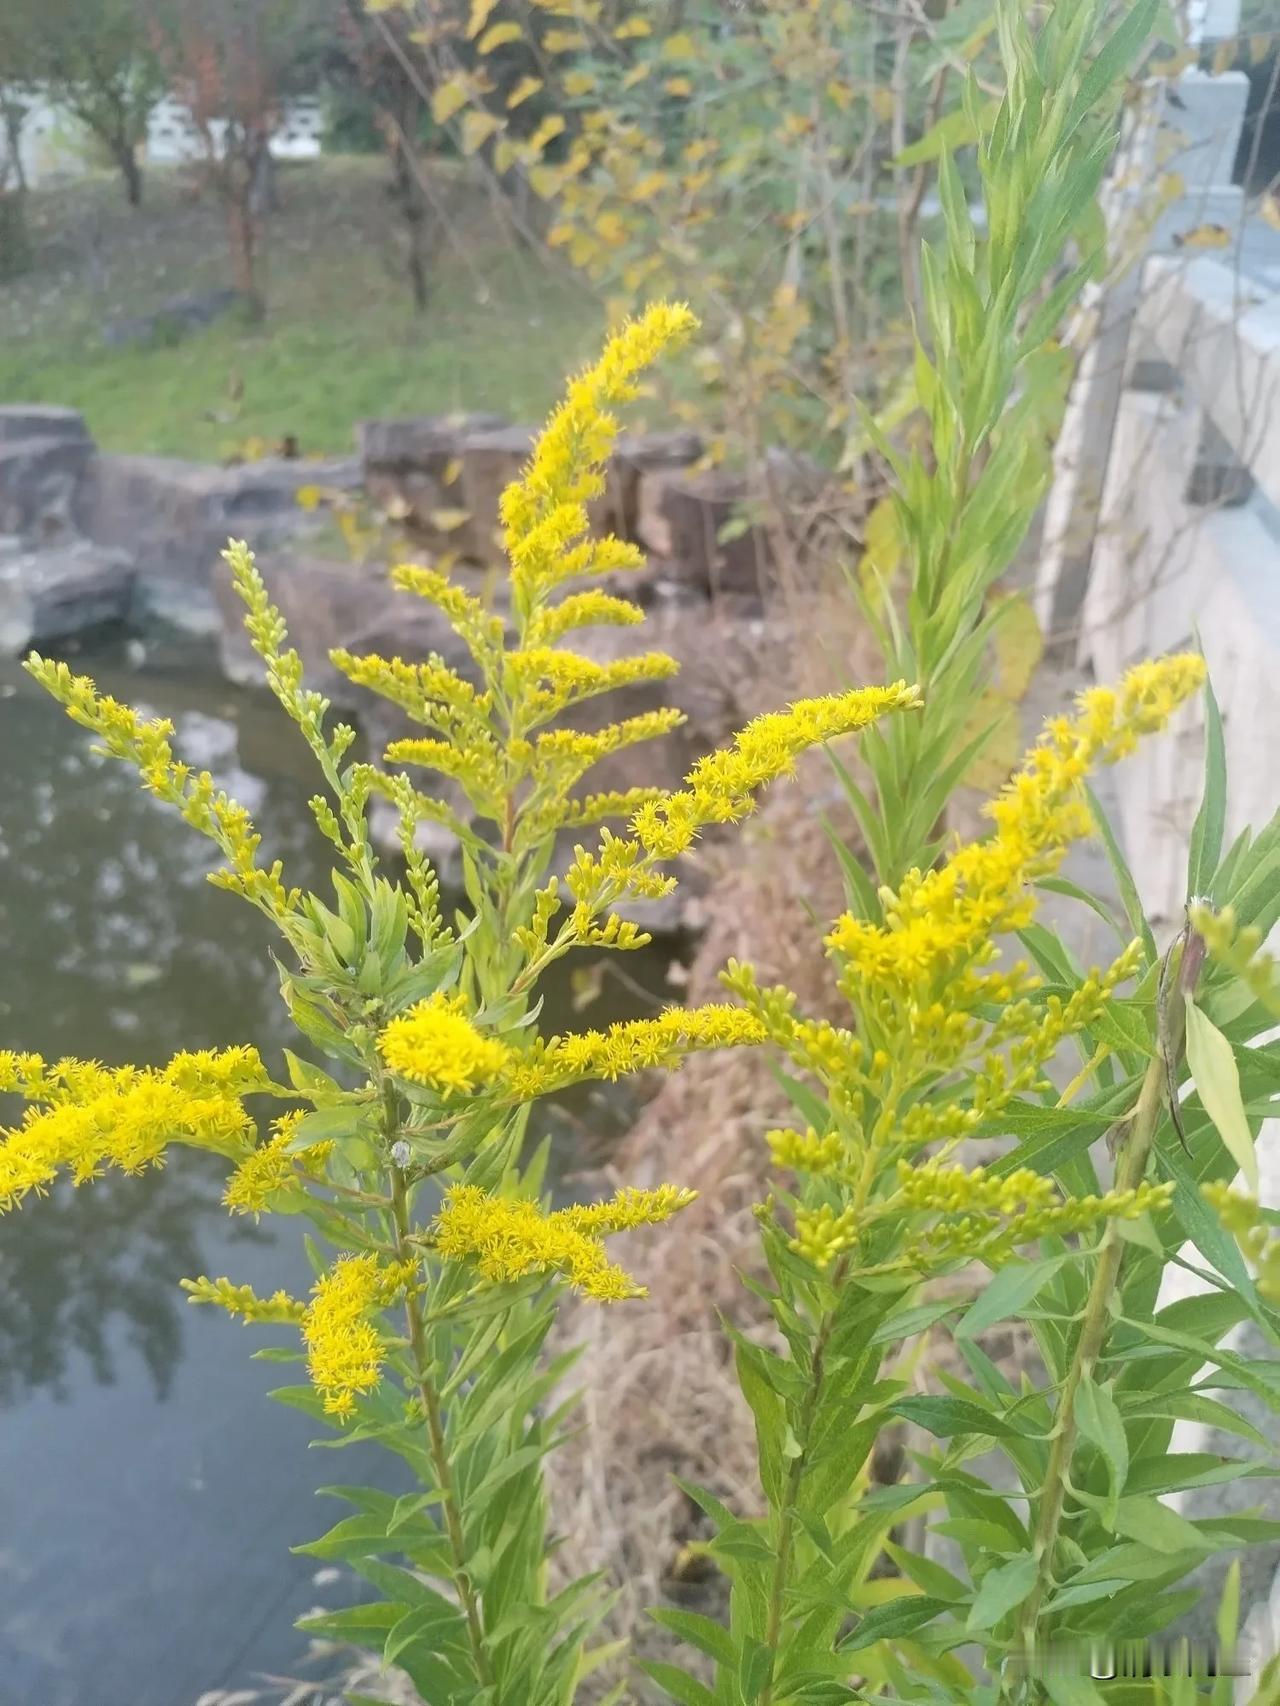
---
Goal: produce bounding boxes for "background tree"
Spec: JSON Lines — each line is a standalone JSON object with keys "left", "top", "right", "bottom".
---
{"left": 149, "top": 0, "right": 326, "bottom": 318}
{"left": 0, "top": 0, "right": 164, "bottom": 208}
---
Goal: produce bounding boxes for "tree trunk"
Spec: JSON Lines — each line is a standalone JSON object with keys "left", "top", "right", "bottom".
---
{"left": 226, "top": 187, "right": 264, "bottom": 321}
{"left": 0, "top": 96, "right": 27, "bottom": 195}
{"left": 113, "top": 140, "right": 144, "bottom": 208}
{"left": 392, "top": 139, "right": 429, "bottom": 313}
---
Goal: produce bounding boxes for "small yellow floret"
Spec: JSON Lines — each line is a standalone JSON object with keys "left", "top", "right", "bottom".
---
{"left": 432, "top": 1181, "right": 695, "bottom": 1300}
{"left": 379, "top": 992, "right": 512, "bottom": 1095}
{"left": 303, "top": 1254, "right": 410, "bottom": 1420}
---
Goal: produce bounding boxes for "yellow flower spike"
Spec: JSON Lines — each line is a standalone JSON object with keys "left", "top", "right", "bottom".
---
{"left": 632, "top": 682, "right": 922, "bottom": 859}
{"left": 432, "top": 1181, "right": 695, "bottom": 1301}
{"left": 791, "top": 1201, "right": 859, "bottom": 1268}
{"left": 223, "top": 1112, "right": 335, "bottom": 1217}
{"left": 0, "top": 1048, "right": 270, "bottom": 1212}
{"left": 379, "top": 992, "right": 512, "bottom": 1096}
{"left": 501, "top": 1004, "right": 767, "bottom": 1099}
{"left": 182, "top": 1274, "right": 308, "bottom": 1326}
{"left": 1204, "top": 1182, "right": 1280, "bottom": 1302}
{"left": 303, "top": 1254, "right": 410, "bottom": 1420}
{"left": 767, "top": 1126, "right": 846, "bottom": 1177}
{"left": 827, "top": 655, "right": 1204, "bottom": 1001}
{"left": 501, "top": 302, "right": 699, "bottom": 607}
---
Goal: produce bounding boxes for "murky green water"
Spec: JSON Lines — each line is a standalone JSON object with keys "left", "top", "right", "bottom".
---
{"left": 0, "top": 634, "right": 676, "bottom": 1706}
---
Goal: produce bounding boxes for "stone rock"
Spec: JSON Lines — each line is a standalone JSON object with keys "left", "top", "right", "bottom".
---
{"left": 598, "top": 430, "right": 703, "bottom": 541}
{"left": 0, "top": 538, "right": 135, "bottom": 654}
{"left": 211, "top": 549, "right": 476, "bottom": 704}
{"left": 458, "top": 424, "right": 536, "bottom": 567}
{"left": 88, "top": 453, "right": 361, "bottom": 633}
{"left": 102, "top": 287, "right": 249, "bottom": 349}
{"left": 0, "top": 405, "right": 91, "bottom": 446}
{"left": 635, "top": 467, "right": 772, "bottom": 599}
{"left": 0, "top": 434, "right": 95, "bottom": 540}
{"left": 358, "top": 411, "right": 506, "bottom": 556}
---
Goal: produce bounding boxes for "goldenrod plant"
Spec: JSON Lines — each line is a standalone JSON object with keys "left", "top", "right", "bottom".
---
{"left": 4, "top": 7, "right": 1280, "bottom": 1706}
{"left": 3, "top": 302, "right": 918, "bottom": 1704}
{"left": 636, "top": 2, "right": 1280, "bottom": 1702}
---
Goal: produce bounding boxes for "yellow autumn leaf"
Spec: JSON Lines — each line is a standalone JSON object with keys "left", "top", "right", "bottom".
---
{"left": 614, "top": 15, "right": 650, "bottom": 38}
{"left": 528, "top": 164, "right": 563, "bottom": 199}
{"left": 563, "top": 69, "right": 597, "bottom": 96}
{"left": 1157, "top": 171, "right": 1184, "bottom": 203}
{"left": 543, "top": 28, "right": 587, "bottom": 52}
{"left": 477, "top": 19, "right": 522, "bottom": 52}
{"left": 958, "top": 694, "right": 1021, "bottom": 792}
{"left": 442, "top": 458, "right": 462, "bottom": 486}
{"left": 1173, "top": 223, "right": 1232, "bottom": 250}
{"left": 465, "top": 0, "right": 498, "bottom": 38}
{"left": 431, "top": 76, "right": 471, "bottom": 125}
{"left": 860, "top": 496, "right": 902, "bottom": 589}
{"left": 622, "top": 63, "right": 651, "bottom": 89}
{"left": 546, "top": 222, "right": 576, "bottom": 248}
{"left": 630, "top": 171, "right": 669, "bottom": 199}
{"left": 1251, "top": 33, "right": 1271, "bottom": 66}
{"left": 1185, "top": 997, "right": 1259, "bottom": 1196}
{"left": 870, "top": 85, "right": 895, "bottom": 125}
{"left": 428, "top": 508, "right": 472, "bottom": 533}
{"left": 662, "top": 31, "right": 698, "bottom": 59}
{"left": 294, "top": 484, "right": 324, "bottom": 512}
{"left": 506, "top": 74, "right": 543, "bottom": 109}
{"left": 527, "top": 114, "right": 566, "bottom": 153}
{"left": 460, "top": 109, "right": 503, "bottom": 154}
{"left": 1212, "top": 37, "right": 1236, "bottom": 77}
{"left": 1262, "top": 194, "right": 1280, "bottom": 233}
{"left": 664, "top": 76, "right": 693, "bottom": 98}
{"left": 493, "top": 137, "right": 519, "bottom": 173}
{"left": 992, "top": 592, "right": 1043, "bottom": 701}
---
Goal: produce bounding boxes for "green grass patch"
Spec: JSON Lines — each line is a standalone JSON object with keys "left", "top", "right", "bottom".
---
{"left": 0, "top": 158, "right": 602, "bottom": 460}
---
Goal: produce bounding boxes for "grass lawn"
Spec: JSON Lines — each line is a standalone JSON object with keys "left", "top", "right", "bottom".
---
{"left": 0, "top": 156, "right": 604, "bottom": 461}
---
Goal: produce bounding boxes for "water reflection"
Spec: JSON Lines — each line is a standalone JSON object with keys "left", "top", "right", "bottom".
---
{"left": 0, "top": 631, "right": 681, "bottom": 1704}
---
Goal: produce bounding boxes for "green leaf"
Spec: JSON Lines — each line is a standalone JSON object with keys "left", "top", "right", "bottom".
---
{"left": 1086, "top": 783, "right": 1157, "bottom": 964}
{"left": 894, "top": 99, "right": 1000, "bottom": 166}
{"left": 965, "top": 1554, "right": 1037, "bottom": 1633}
{"left": 839, "top": 1593, "right": 953, "bottom": 1652}
{"left": 647, "top": 1609, "right": 736, "bottom": 1669}
{"left": 1111, "top": 1495, "right": 1214, "bottom": 1555}
{"left": 1184, "top": 996, "right": 1259, "bottom": 1193}
{"left": 1073, "top": 1374, "right": 1128, "bottom": 1517}
{"left": 1090, "top": 1000, "right": 1153, "bottom": 1059}
{"left": 956, "top": 1255, "right": 1071, "bottom": 1338}
{"left": 638, "top": 1660, "right": 716, "bottom": 1706}
{"left": 890, "top": 1395, "right": 1022, "bottom": 1440}
{"left": 1187, "top": 674, "right": 1226, "bottom": 899}
{"left": 732, "top": 1333, "right": 788, "bottom": 1505}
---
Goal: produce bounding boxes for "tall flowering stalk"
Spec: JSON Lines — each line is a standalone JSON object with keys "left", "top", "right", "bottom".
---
{"left": 3, "top": 304, "right": 917, "bottom": 1701}
{"left": 640, "top": 3, "right": 1280, "bottom": 1703}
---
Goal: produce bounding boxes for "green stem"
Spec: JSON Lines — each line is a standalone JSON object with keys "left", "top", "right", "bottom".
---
{"left": 1004, "top": 1048, "right": 1169, "bottom": 1690}
{"left": 386, "top": 1121, "right": 492, "bottom": 1687}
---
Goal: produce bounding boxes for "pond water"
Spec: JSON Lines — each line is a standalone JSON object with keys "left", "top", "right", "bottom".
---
{"left": 0, "top": 634, "right": 678, "bottom": 1706}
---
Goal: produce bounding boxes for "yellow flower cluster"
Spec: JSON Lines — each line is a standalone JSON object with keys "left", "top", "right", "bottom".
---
{"left": 388, "top": 563, "right": 504, "bottom": 662}
{"left": 222, "top": 1111, "right": 336, "bottom": 1216}
{"left": 379, "top": 992, "right": 512, "bottom": 1095}
{"left": 827, "top": 655, "right": 1205, "bottom": 1002}
{"left": 792, "top": 1201, "right": 859, "bottom": 1268}
{"left": 432, "top": 1181, "right": 696, "bottom": 1300}
{"left": 24, "top": 656, "right": 295, "bottom": 916}
{"left": 1191, "top": 903, "right": 1280, "bottom": 1019}
{"left": 182, "top": 1274, "right": 307, "bottom": 1325}
{"left": 499, "top": 302, "right": 698, "bottom": 605}
{"left": 1204, "top": 1182, "right": 1280, "bottom": 1302}
{"left": 527, "top": 588, "right": 646, "bottom": 646}
{"left": 503, "top": 644, "right": 679, "bottom": 723}
{"left": 501, "top": 1004, "right": 766, "bottom": 1098}
{"left": 896, "top": 1159, "right": 1174, "bottom": 1268}
{"left": 303, "top": 1253, "right": 413, "bottom": 1419}
{"left": 0, "top": 1048, "right": 269, "bottom": 1211}
{"left": 631, "top": 683, "right": 923, "bottom": 859}
{"left": 329, "top": 647, "right": 492, "bottom": 734}
{"left": 766, "top": 1126, "right": 847, "bottom": 1178}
